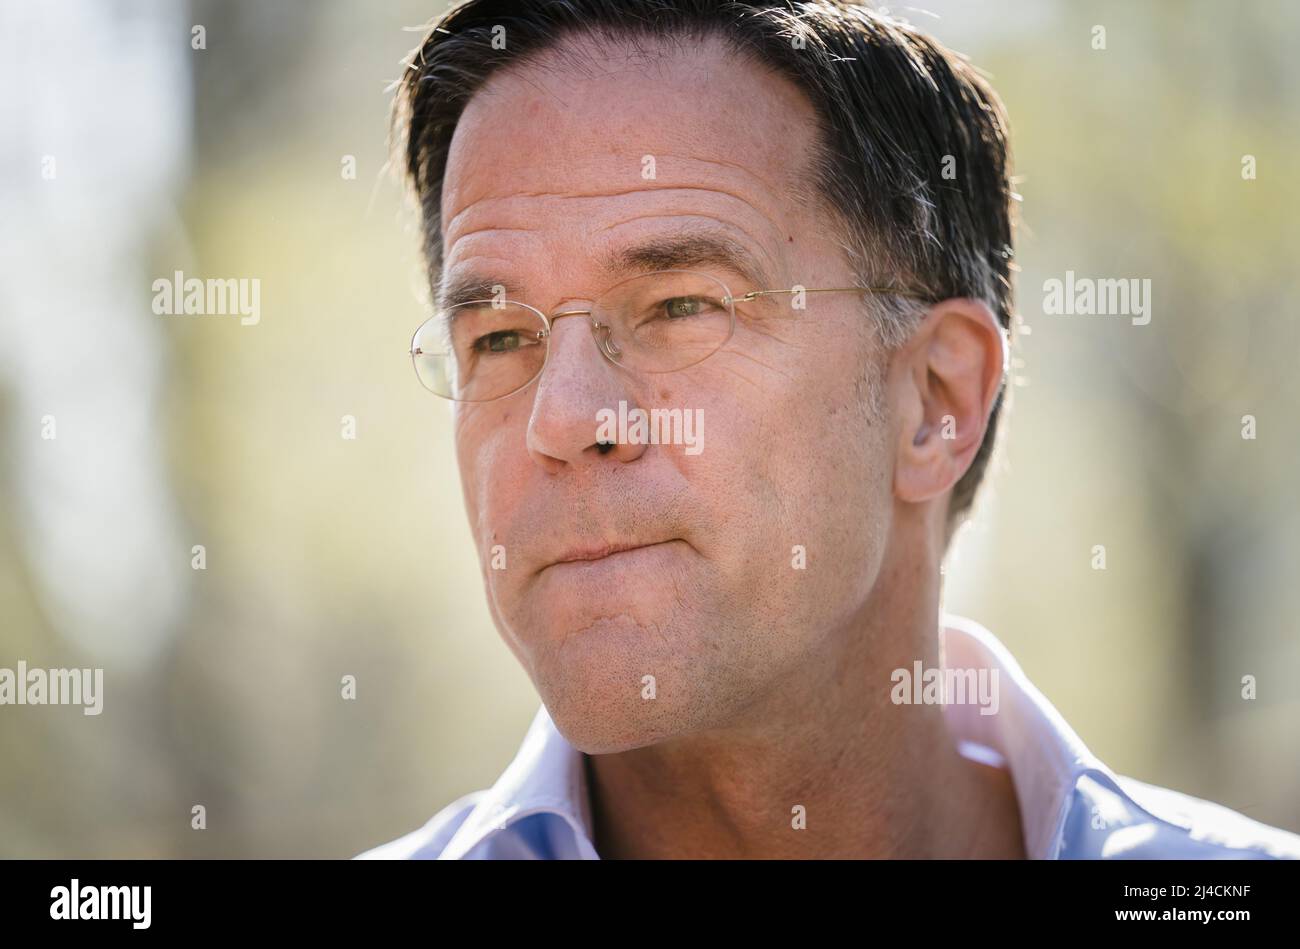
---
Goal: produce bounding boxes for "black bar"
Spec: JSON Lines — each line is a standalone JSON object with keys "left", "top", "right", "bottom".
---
{"left": 1, "top": 858, "right": 1292, "bottom": 935}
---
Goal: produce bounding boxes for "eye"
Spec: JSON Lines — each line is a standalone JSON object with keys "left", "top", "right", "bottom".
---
{"left": 661, "top": 296, "right": 711, "bottom": 319}
{"left": 474, "top": 330, "right": 524, "bottom": 353}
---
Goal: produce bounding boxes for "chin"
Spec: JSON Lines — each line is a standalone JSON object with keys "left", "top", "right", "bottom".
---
{"left": 546, "top": 702, "right": 675, "bottom": 755}
{"left": 523, "top": 612, "right": 709, "bottom": 754}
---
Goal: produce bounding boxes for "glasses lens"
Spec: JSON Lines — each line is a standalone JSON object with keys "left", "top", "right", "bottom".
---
{"left": 595, "top": 270, "right": 734, "bottom": 372}
{"left": 411, "top": 301, "right": 548, "bottom": 401}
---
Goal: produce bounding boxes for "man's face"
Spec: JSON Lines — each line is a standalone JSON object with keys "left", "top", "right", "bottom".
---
{"left": 440, "top": 34, "right": 899, "bottom": 752}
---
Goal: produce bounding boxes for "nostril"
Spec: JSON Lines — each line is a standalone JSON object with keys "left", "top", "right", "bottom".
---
{"left": 595, "top": 439, "right": 615, "bottom": 455}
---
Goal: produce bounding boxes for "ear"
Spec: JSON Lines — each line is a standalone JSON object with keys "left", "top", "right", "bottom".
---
{"left": 891, "top": 298, "right": 1006, "bottom": 506}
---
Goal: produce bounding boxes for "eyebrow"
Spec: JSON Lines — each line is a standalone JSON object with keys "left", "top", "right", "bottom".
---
{"left": 435, "top": 229, "right": 774, "bottom": 311}
{"left": 603, "top": 231, "right": 773, "bottom": 290}
{"left": 435, "top": 275, "right": 529, "bottom": 311}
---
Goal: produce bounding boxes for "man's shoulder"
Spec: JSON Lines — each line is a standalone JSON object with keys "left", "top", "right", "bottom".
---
{"left": 1057, "top": 770, "right": 1300, "bottom": 859}
{"left": 353, "top": 791, "right": 488, "bottom": 860}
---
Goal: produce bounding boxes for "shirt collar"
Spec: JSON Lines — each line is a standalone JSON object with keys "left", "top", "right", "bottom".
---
{"left": 443, "top": 614, "right": 1112, "bottom": 859}
{"left": 938, "top": 613, "right": 1111, "bottom": 859}
{"left": 439, "top": 700, "right": 598, "bottom": 859}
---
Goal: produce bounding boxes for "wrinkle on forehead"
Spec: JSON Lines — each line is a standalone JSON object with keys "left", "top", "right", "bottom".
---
{"left": 444, "top": 183, "right": 786, "bottom": 257}
{"left": 439, "top": 30, "right": 826, "bottom": 249}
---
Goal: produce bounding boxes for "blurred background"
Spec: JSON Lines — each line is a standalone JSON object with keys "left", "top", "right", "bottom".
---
{"left": 1, "top": 0, "right": 1296, "bottom": 857}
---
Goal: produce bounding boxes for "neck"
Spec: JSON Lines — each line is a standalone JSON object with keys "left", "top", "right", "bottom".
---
{"left": 584, "top": 542, "right": 1025, "bottom": 859}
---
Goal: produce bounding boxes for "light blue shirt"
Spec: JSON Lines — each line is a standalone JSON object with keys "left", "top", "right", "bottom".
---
{"left": 357, "top": 615, "right": 1300, "bottom": 859}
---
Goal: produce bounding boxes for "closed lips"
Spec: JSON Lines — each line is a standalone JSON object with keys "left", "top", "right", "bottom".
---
{"left": 550, "top": 539, "right": 676, "bottom": 566}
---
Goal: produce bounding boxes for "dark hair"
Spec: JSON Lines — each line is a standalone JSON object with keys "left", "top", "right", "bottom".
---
{"left": 393, "top": 0, "right": 1016, "bottom": 533}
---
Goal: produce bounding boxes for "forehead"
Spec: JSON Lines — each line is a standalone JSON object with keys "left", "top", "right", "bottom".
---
{"left": 439, "top": 30, "right": 825, "bottom": 283}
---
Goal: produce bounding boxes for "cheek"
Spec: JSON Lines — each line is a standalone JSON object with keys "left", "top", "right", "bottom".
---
{"left": 718, "top": 360, "right": 891, "bottom": 626}
{"left": 454, "top": 406, "right": 528, "bottom": 545}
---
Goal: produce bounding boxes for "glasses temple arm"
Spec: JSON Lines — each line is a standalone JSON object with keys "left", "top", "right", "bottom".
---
{"left": 730, "top": 287, "right": 930, "bottom": 304}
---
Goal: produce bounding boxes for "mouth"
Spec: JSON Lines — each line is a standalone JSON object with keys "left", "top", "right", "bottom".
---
{"left": 543, "top": 539, "right": 681, "bottom": 572}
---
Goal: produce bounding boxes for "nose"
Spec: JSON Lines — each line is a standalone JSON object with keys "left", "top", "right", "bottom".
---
{"left": 525, "top": 309, "right": 647, "bottom": 472}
